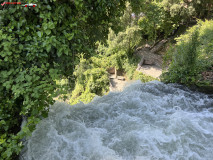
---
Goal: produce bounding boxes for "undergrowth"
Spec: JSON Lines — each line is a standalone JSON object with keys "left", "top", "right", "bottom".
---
{"left": 161, "top": 20, "right": 213, "bottom": 87}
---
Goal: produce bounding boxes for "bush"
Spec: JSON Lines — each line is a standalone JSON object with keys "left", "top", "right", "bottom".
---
{"left": 161, "top": 20, "right": 213, "bottom": 86}
{"left": 132, "top": 71, "right": 156, "bottom": 82}
{"left": 96, "top": 25, "right": 141, "bottom": 69}
{"left": 70, "top": 56, "right": 109, "bottom": 105}
{"left": 120, "top": 57, "right": 156, "bottom": 82}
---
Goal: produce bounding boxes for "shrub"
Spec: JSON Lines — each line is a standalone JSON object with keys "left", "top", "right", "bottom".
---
{"left": 132, "top": 71, "right": 156, "bottom": 82}
{"left": 70, "top": 56, "right": 109, "bottom": 105}
{"left": 161, "top": 20, "right": 213, "bottom": 86}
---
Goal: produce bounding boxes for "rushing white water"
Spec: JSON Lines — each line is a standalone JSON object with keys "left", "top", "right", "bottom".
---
{"left": 21, "top": 81, "right": 213, "bottom": 160}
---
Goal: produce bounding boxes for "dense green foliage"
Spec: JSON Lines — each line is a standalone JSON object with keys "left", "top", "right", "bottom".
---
{"left": 131, "top": 0, "right": 213, "bottom": 42}
{"left": 1, "top": 0, "right": 212, "bottom": 159}
{"left": 69, "top": 56, "right": 109, "bottom": 104}
{"left": 68, "top": 24, "right": 142, "bottom": 104}
{"left": 68, "top": 3, "right": 156, "bottom": 104}
{"left": 161, "top": 20, "right": 213, "bottom": 86}
{"left": 0, "top": 0, "right": 127, "bottom": 159}
{"left": 138, "top": 2, "right": 175, "bottom": 41}
{"left": 98, "top": 26, "right": 141, "bottom": 67}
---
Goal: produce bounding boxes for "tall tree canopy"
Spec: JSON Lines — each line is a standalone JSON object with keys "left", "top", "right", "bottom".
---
{"left": 130, "top": 0, "right": 213, "bottom": 41}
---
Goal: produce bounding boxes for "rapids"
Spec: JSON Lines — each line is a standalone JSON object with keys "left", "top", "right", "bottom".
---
{"left": 21, "top": 81, "right": 213, "bottom": 160}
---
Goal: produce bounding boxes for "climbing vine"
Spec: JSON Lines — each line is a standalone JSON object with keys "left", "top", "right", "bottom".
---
{"left": 0, "top": 0, "right": 127, "bottom": 159}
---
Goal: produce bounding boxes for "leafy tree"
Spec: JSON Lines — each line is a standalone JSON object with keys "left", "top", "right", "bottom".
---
{"left": 97, "top": 25, "right": 141, "bottom": 69}
{"left": 115, "top": 2, "right": 137, "bottom": 32}
{"left": 161, "top": 0, "right": 213, "bottom": 20}
{"left": 130, "top": 0, "right": 213, "bottom": 42}
{"left": 69, "top": 56, "right": 109, "bottom": 105}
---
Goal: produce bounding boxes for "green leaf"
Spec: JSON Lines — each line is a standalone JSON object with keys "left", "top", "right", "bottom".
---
{"left": 68, "top": 33, "right": 74, "bottom": 40}
{"left": 43, "top": 23, "right": 48, "bottom": 30}
{"left": 37, "top": 31, "right": 42, "bottom": 38}
{"left": 19, "top": 44, "right": 23, "bottom": 50}
{"left": 64, "top": 49, "right": 69, "bottom": 55}
{"left": 46, "top": 45, "right": 51, "bottom": 52}
{"left": 47, "top": 5, "right": 51, "bottom": 10}
{"left": 45, "top": 30, "right": 51, "bottom": 35}
{"left": 49, "top": 22, "right": 55, "bottom": 29}
{"left": 57, "top": 48, "right": 63, "bottom": 57}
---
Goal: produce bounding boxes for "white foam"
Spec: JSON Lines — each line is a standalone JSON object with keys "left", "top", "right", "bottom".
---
{"left": 21, "top": 81, "right": 213, "bottom": 160}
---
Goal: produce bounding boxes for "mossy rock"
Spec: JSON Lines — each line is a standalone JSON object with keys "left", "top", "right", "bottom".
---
{"left": 188, "top": 84, "right": 213, "bottom": 94}
{"left": 196, "top": 85, "right": 213, "bottom": 94}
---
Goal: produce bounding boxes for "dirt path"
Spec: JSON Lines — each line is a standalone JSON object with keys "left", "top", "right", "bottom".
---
{"left": 109, "top": 74, "right": 137, "bottom": 92}
{"left": 137, "top": 65, "right": 162, "bottom": 78}
{"left": 109, "top": 74, "right": 129, "bottom": 92}
{"left": 109, "top": 65, "right": 162, "bottom": 91}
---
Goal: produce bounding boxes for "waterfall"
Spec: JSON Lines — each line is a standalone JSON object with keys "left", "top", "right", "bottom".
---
{"left": 21, "top": 81, "right": 213, "bottom": 160}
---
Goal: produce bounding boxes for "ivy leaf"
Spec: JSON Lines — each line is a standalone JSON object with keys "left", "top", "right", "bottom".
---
{"left": 49, "top": 22, "right": 55, "bottom": 29}
{"left": 64, "top": 49, "right": 69, "bottom": 55}
{"left": 45, "top": 30, "right": 51, "bottom": 35}
{"left": 46, "top": 45, "right": 51, "bottom": 52}
{"left": 57, "top": 48, "right": 63, "bottom": 57}
{"left": 68, "top": 33, "right": 74, "bottom": 40}
{"left": 47, "top": 5, "right": 51, "bottom": 10}
{"left": 43, "top": 23, "right": 47, "bottom": 30}
{"left": 19, "top": 44, "right": 23, "bottom": 50}
{"left": 37, "top": 31, "right": 42, "bottom": 38}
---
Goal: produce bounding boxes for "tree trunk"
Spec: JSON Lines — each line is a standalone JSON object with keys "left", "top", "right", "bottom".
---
{"left": 150, "top": 39, "right": 167, "bottom": 53}
{"left": 115, "top": 67, "right": 117, "bottom": 79}
{"left": 137, "top": 55, "right": 144, "bottom": 69}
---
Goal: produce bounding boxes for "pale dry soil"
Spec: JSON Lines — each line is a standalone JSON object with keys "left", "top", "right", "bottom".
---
{"left": 109, "top": 65, "right": 162, "bottom": 91}
{"left": 137, "top": 64, "right": 162, "bottom": 78}
{"left": 109, "top": 75, "right": 130, "bottom": 92}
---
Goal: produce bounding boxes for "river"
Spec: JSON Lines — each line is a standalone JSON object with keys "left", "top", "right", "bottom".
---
{"left": 21, "top": 81, "right": 213, "bottom": 160}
